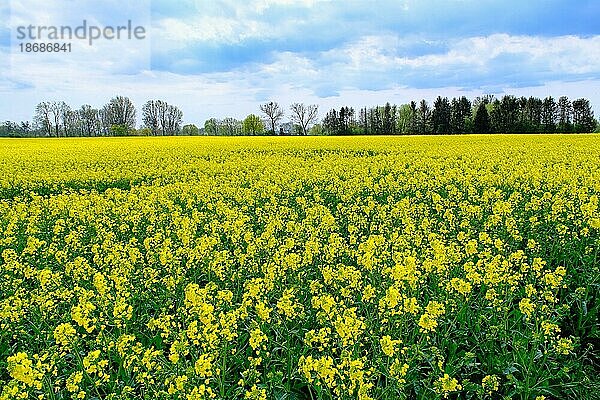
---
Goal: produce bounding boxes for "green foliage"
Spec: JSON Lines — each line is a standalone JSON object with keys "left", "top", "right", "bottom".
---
{"left": 309, "top": 124, "right": 324, "bottom": 136}
{"left": 242, "top": 114, "right": 265, "bottom": 135}
{"left": 182, "top": 124, "right": 200, "bottom": 136}
{"left": 204, "top": 118, "right": 218, "bottom": 135}
{"left": 109, "top": 124, "right": 130, "bottom": 136}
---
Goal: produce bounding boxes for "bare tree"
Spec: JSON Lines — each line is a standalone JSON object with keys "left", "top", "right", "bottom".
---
{"left": 157, "top": 100, "right": 168, "bottom": 135}
{"left": 49, "top": 101, "right": 68, "bottom": 137}
{"left": 260, "top": 101, "right": 284, "bottom": 135}
{"left": 222, "top": 117, "right": 242, "bottom": 136}
{"left": 101, "top": 96, "right": 136, "bottom": 132}
{"left": 143, "top": 100, "right": 183, "bottom": 135}
{"left": 142, "top": 100, "right": 161, "bottom": 135}
{"left": 99, "top": 108, "right": 111, "bottom": 136}
{"left": 290, "top": 103, "right": 319, "bottom": 135}
{"left": 164, "top": 104, "right": 183, "bottom": 135}
{"left": 20, "top": 121, "right": 31, "bottom": 136}
{"left": 60, "top": 104, "right": 82, "bottom": 137}
{"left": 64, "top": 109, "right": 82, "bottom": 137}
{"left": 79, "top": 105, "right": 100, "bottom": 137}
{"left": 34, "top": 102, "right": 53, "bottom": 136}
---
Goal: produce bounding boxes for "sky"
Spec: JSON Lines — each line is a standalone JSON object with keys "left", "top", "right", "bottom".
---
{"left": 1, "top": 0, "right": 599, "bottom": 127}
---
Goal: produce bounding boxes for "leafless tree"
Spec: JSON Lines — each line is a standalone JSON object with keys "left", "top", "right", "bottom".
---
{"left": 60, "top": 104, "right": 82, "bottom": 137}
{"left": 48, "top": 101, "right": 69, "bottom": 137}
{"left": 20, "top": 121, "right": 31, "bottom": 135}
{"left": 142, "top": 100, "right": 161, "bottom": 135}
{"left": 157, "top": 100, "right": 168, "bottom": 135}
{"left": 99, "top": 108, "right": 111, "bottom": 136}
{"left": 164, "top": 104, "right": 183, "bottom": 135}
{"left": 67, "top": 111, "right": 81, "bottom": 136}
{"left": 222, "top": 117, "right": 242, "bottom": 136}
{"left": 101, "top": 96, "right": 136, "bottom": 131}
{"left": 34, "top": 102, "right": 53, "bottom": 136}
{"left": 290, "top": 103, "right": 319, "bottom": 135}
{"left": 260, "top": 101, "right": 284, "bottom": 135}
{"left": 79, "top": 105, "right": 100, "bottom": 137}
{"left": 143, "top": 100, "right": 183, "bottom": 135}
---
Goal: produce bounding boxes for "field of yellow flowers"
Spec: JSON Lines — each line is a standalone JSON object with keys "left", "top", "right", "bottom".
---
{"left": 1, "top": 135, "right": 599, "bottom": 399}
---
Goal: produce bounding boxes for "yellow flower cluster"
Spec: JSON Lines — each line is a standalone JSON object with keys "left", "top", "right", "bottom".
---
{"left": 435, "top": 373, "right": 462, "bottom": 398}
{"left": 6, "top": 352, "right": 42, "bottom": 389}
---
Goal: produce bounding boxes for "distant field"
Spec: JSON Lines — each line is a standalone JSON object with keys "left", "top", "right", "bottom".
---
{"left": 1, "top": 135, "right": 599, "bottom": 399}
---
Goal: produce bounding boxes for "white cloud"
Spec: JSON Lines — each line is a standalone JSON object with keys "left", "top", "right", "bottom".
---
{"left": 154, "top": 16, "right": 269, "bottom": 44}
{"left": 323, "top": 33, "right": 600, "bottom": 74}
{"left": 151, "top": 0, "right": 331, "bottom": 44}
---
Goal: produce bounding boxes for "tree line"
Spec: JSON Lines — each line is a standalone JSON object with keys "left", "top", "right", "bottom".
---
{"left": 203, "top": 102, "right": 319, "bottom": 136}
{"left": 1, "top": 96, "right": 185, "bottom": 137}
{"left": 321, "top": 95, "right": 597, "bottom": 135}
{"left": 1, "top": 94, "right": 597, "bottom": 137}
{"left": 32, "top": 96, "right": 138, "bottom": 137}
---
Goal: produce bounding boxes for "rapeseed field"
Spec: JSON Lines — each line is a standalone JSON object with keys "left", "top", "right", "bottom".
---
{"left": 1, "top": 135, "right": 599, "bottom": 399}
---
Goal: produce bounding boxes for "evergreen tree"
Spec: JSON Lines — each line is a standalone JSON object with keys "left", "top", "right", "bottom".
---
{"left": 450, "top": 96, "right": 472, "bottom": 134}
{"left": 383, "top": 102, "right": 393, "bottom": 134}
{"left": 323, "top": 109, "right": 338, "bottom": 135}
{"left": 541, "top": 96, "right": 558, "bottom": 133}
{"left": 408, "top": 101, "right": 418, "bottom": 134}
{"left": 557, "top": 96, "right": 573, "bottom": 132}
{"left": 359, "top": 107, "right": 368, "bottom": 134}
{"left": 490, "top": 95, "right": 519, "bottom": 133}
{"left": 474, "top": 102, "right": 491, "bottom": 134}
{"left": 432, "top": 96, "right": 451, "bottom": 134}
{"left": 572, "top": 98, "right": 596, "bottom": 133}
{"left": 417, "top": 99, "right": 431, "bottom": 134}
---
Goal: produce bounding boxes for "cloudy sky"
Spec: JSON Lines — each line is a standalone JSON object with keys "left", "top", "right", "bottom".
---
{"left": 1, "top": 0, "right": 599, "bottom": 126}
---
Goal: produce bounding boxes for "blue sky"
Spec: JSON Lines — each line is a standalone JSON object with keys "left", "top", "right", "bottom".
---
{"left": 1, "top": 0, "right": 599, "bottom": 126}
